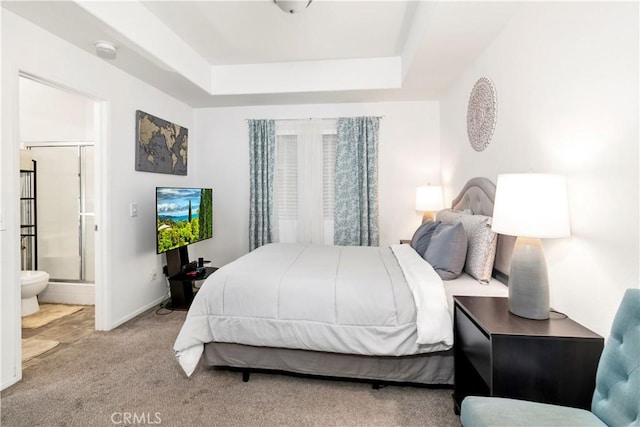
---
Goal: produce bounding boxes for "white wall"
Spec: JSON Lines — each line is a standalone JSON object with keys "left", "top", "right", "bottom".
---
{"left": 20, "top": 76, "right": 95, "bottom": 142}
{"left": 1, "top": 10, "right": 193, "bottom": 389}
{"left": 192, "top": 102, "right": 440, "bottom": 267}
{"left": 440, "top": 2, "right": 639, "bottom": 337}
{"left": 0, "top": 2, "right": 10, "bottom": 390}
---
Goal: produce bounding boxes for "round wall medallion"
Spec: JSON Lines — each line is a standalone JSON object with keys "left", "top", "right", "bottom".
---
{"left": 467, "top": 77, "right": 497, "bottom": 152}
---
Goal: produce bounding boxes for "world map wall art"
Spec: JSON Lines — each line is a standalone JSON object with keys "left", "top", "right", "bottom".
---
{"left": 135, "top": 110, "right": 188, "bottom": 175}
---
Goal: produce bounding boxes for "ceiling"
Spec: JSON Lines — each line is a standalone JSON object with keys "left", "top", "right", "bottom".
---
{"left": 2, "top": 1, "right": 522, "bottom": 108}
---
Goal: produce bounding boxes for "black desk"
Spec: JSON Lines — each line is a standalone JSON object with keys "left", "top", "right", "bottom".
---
{"left": 167, "top": 266, "right": 217, "bottom": 310}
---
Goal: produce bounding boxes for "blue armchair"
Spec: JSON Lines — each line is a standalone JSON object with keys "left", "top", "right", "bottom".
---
{"left": 460, "top": 288, "right": 640, "bottom": 427}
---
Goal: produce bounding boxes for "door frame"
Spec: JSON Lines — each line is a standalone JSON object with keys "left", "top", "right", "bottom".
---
{"left": 2, "top": 72, "right": 111, "bottom": 388}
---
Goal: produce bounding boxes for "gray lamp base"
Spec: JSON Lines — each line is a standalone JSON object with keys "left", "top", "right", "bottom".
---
{"left": 508, "top": 236, "right": 550, "bottom": 320}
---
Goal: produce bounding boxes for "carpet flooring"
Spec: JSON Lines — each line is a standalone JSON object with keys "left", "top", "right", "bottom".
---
{"left": 2, "top": 307, "right": 461, "bottom": 427}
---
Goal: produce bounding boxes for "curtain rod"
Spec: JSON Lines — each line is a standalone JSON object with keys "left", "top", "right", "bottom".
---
{"left": 245, "top": 116, "right": 385, "bottom": 122}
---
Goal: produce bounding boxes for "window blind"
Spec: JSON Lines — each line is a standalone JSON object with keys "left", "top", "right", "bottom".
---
{"left": 274, "top": 119, "right": 337, "bottom": 245}
{"left": 276, "top": 135, "right": 297, "bottom": 219}
{"left": 323, "top": 134, "right": 337, "bottom": 219}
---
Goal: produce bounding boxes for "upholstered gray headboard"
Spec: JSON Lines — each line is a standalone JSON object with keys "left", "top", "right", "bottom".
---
{"left": 451, "top": 177, "right": 515, "bottom": 282}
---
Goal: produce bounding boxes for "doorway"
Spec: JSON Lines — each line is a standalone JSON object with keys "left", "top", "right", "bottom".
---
{"left": 17, "top": 74, "right": 104, "bottom": 363}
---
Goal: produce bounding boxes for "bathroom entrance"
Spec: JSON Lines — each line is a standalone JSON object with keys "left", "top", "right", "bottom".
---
{"left": 18, "top": 74, "right": 98, "bottom": 337}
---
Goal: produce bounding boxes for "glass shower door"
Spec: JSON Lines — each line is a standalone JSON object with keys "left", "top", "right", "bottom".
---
{"left": 29, "top": 145, "right": 94, "bottom": 282}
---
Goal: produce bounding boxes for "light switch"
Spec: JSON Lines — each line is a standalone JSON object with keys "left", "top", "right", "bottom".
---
{"left": 130, "top": 203, "right": 138, "bottom": 217}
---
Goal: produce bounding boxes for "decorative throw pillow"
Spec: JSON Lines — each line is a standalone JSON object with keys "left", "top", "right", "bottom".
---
{"left": 424, "top": 222, "right": 468, "bottom": 280}
{"left": 436, "top": 208, "right": 473, "bottom": 225}
{"left": 410, "top": 220, "right": 440, "bottom": 256}
{"left": 458, "top": 215, "right": 498, "bottom": 284}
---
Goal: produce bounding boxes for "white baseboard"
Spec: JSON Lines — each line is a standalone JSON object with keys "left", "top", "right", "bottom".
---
{"left": 38, "top": 282, "right": 95, "bottom": 305}
{"left": 2, "top": 375, "right": 21, "bottom": 391}
{"left": 109, "top": 296, "right": 165, "bottom": 330}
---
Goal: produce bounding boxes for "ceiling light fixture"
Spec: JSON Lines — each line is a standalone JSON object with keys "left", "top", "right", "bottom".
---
{"left": 95, "top": 40, "right": 117, "bottom": 60}
{"left": 273, "top": 0, "right": 313, "bottom": 14}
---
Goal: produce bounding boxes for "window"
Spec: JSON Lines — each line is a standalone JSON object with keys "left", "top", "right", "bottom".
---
{"left": 275, "top": 119, "right": 337, "bottom": 244}
{"left": 323, "top": 134, "right": 337, "bottom": 220}
{"left": 275, "top": 135, "right": 297, "bottom": 220}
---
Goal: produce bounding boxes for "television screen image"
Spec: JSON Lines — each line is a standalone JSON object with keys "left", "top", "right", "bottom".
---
{"left": 156, "top": 187, "right": 213, "bottom": 254}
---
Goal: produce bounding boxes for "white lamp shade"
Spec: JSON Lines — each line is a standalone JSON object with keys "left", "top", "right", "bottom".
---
{"left": 492, "top": 174, "right": 571, "bottom": 238}
{"left": 416, "top": 185, "right": 443, "bottom": 212}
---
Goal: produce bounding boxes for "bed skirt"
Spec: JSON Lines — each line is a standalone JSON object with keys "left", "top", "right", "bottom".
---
{"left": 203, "top": 342, "right": 454, "bottom": 386}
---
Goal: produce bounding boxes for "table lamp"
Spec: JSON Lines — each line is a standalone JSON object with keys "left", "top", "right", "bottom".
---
{"left": 416, "top": 185, "right": 443, "bottom": 222}
{"left": 491, "top": 174, "right": 571, "bottom": 320}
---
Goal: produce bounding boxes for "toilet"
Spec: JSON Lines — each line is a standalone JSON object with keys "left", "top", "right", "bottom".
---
{"left": 21, "top": 270, "right": 50, "bottom": 317}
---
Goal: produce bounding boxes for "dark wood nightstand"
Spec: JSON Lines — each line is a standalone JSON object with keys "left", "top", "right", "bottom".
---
{"left": 453, "top": 296, "right": 603, "bottom": 414}
{"left": 400, "top": 239, "right": 411, "bottom": 244}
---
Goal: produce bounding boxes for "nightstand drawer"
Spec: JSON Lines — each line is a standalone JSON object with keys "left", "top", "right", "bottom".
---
{"left": 456, "top": 307, "right": 491, "bottom": 385}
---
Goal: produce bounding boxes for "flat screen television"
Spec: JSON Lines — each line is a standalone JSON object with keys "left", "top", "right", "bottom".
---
{"left": 156, "top": 187, "right": 213, "bottom": 274}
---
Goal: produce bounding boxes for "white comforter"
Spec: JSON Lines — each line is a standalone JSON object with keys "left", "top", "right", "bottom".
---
{"left": 174, "top": 243, "right": 453, "bottom": 376}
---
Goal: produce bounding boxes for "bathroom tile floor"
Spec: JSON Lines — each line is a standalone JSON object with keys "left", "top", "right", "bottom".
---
{"left": 21, "top": 305, "right": 95, "bottom": 370}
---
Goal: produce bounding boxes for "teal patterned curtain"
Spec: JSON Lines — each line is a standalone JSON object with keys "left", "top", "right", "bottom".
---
{"left": 248, "top": 120, "right": 276, "bottom": 250}
{"left": 334, "top": 117, "right": 380, "bottom": 246}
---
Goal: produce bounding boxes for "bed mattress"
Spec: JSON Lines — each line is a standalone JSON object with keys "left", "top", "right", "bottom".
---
{"left": 444, "top": 274, "right": 508, "bottom": 312}
{"left": 174, "top": 243, "right": 453, "bottom": 376}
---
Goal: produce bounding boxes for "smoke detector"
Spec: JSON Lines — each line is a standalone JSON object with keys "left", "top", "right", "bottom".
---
{"left": 273, "top": 0, "right": 313, "bottom": 14}
{"left": 95, "top": 41, "right": 117, "bottom": 60}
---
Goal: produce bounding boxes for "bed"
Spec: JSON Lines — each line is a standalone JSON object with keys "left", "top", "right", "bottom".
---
{"left": 173, "top": 177, "right": 514, "bottom": 386}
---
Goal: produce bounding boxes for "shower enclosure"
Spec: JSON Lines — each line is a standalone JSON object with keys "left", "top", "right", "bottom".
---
{"left": 25, "top": 144, "right": 95, "bottom": 283}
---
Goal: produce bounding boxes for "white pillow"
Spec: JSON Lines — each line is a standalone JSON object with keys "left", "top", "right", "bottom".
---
{"left": 436, "top": 208, "right": 473, "bottom": 224}
{"left": 458, "top": 215, "right": 497, "bottom": 284}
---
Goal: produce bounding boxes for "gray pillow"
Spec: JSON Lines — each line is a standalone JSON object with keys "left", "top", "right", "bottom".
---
{"left": 410, "top": 220, "right": 440, "bottom": 256}
{"left": 424, "top": 222, "right": 468, "bottom": 280}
